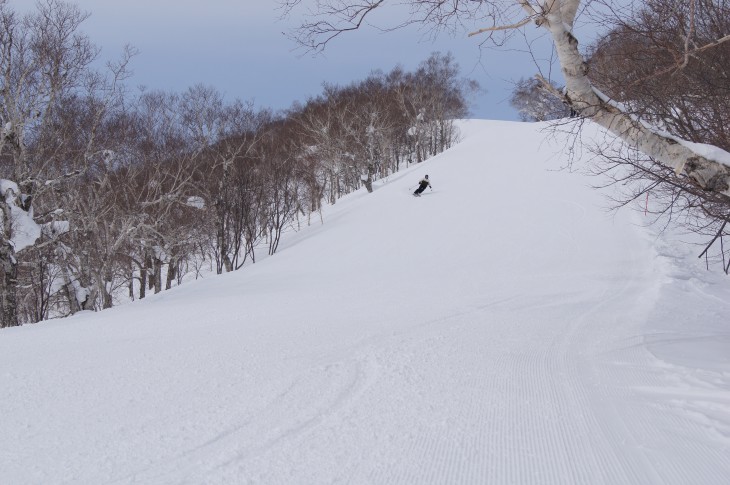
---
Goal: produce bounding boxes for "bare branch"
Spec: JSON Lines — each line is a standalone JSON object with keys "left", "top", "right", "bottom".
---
{"left": 468, "top": 17, "right": 532, "bottom": 37}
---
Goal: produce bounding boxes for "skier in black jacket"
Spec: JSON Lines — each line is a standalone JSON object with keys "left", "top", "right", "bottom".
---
{"left": 413, "top": 175, "right": 432, "bottom": 196}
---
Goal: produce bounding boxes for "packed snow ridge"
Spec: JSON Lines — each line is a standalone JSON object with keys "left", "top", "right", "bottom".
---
{"left": 2, "top": 120, "right": 729, "bottom": 484}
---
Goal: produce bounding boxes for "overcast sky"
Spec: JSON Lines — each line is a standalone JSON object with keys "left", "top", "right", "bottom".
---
{"left": 17, "top": 0, "right": 569, "bottom": 120}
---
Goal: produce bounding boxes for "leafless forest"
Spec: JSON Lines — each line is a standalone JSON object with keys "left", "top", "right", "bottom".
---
{"left": 0, "top": 1, "right": 476, "bottom": 326}
{"left": 4, "top": 0, "right": 730, "bottom": 327}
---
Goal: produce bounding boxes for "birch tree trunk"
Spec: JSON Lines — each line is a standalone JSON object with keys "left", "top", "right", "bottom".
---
{"left": 532, "top": 0, "right": 730, "bottom": 194}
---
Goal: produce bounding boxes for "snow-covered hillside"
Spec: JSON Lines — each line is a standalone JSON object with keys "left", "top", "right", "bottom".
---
{"left": 2, "top": 120, "right": 729, "bottom": 484}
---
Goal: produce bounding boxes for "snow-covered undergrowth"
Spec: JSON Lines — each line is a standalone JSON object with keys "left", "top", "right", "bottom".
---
{"left": 1, "top": 120, "right": 729, "bottom": 484}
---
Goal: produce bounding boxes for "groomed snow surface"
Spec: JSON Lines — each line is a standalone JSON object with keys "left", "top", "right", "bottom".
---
{"left": 2, "top": 120, "right": 730, "bottom": 484}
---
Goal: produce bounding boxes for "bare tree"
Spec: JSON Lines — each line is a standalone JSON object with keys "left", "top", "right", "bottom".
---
{"left": 184, "top": 85, "right": 271, "bottom": 273}
{"left": 289, "top": 55, "right": 472, "bottom": 202}
{"left": 291, "top": 91, "right": 357, "bottom": 201}
{"left": 583, "top": 0, "right": 730, "bottom": 268}
{"left": 510, "top": 76, "right": 572, "bottom": 121}
{"left": 280, "top": 0, "right": 730, "bottom": 195}
{"left": 258, "top": 120, "right": 303, "bottom": 256}
{"left": 587, "top": 0, "right": 729, "bottom": 152}
{"left": 0, "top": 0, "right": 132, "bottom": 326}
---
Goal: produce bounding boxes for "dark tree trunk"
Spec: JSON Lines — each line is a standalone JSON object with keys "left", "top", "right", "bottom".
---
{"left": 1, "top": 197, "right": 19, "bottom": 327}
{"left": 1, "top": 243, "right": 19, "bottom": 328}
{"left": 363, "top": 169, "right": 374, "bottom": 193}
{"left": 152, "top": 256, "right": 162, "bottom": 294}
{"left": 139, "top": 256, "right": 148, "bottom": 300}
{"left": 100, "top": 267, "right": 114, "bottom": 310}
{"left": 165, "top": 257, "right": 177, "bottom": 290}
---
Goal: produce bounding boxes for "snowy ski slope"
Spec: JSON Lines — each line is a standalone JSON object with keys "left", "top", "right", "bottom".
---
{"left": 1, "top": 120, "right": 729, "bottom": 484}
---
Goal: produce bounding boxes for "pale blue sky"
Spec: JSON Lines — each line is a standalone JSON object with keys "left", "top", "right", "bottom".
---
{"left": 18, "top": 0, "right": 570, "bottom": 120}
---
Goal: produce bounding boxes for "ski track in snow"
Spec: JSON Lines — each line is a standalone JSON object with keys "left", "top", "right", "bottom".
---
{"left": 2, "top": 120, "right": 730, "bottom": 484}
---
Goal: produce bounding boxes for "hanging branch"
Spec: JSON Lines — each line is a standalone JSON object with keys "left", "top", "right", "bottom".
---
{"left": 698, "top": 219, "right": 728, "bottom": 259}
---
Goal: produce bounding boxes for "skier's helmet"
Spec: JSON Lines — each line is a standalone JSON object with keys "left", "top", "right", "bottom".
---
{"left": 425, "top": 174, "right": 429, "bottom": 179}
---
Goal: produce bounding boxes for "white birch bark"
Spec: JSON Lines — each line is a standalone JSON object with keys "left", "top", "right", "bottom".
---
{"left": 532, "top": 0, "right": 730, "bottom": 193}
